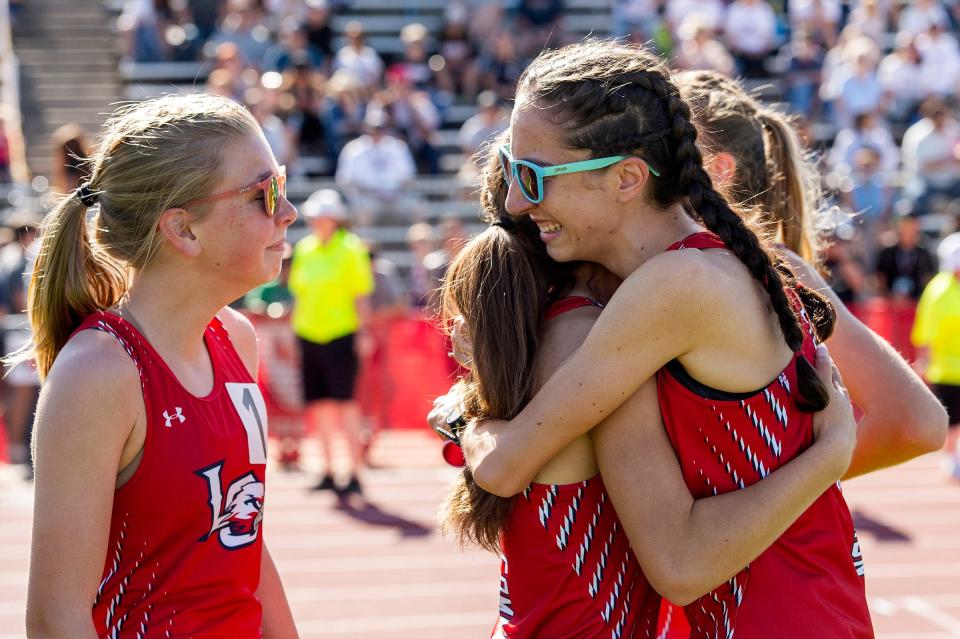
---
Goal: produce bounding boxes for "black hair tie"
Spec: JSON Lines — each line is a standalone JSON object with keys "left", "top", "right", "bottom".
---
{"left": 491, "top": 216, "right": 515, "bottom": 231}
{"left": 76, "top": 183, "right": 98, "bottom": 207}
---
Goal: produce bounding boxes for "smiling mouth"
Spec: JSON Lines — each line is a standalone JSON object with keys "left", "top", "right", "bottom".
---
{"left": 536, "top": 221, "right": 562, "bottom": 233}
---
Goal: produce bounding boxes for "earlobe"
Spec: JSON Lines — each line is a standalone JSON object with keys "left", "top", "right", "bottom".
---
{"left": 157, "top": 207, "right": 201, "bottom": 257}
{"left": 615, "top": 157, "right": 650, "bottom": 203}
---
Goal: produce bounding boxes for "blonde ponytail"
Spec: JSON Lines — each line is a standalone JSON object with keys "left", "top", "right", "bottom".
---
{"left": 15, "top": 93, "right": 261, "bottom": 380}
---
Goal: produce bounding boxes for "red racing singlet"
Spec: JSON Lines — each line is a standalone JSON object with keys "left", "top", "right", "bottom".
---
{"left": 492, "top": 297, "right": 661, "bottom": 639}
{"left": 79, "top": 312, "right": 268, "bottom": 638}
{"left": 655, "top": 233, "right": 873, "bottom": 638}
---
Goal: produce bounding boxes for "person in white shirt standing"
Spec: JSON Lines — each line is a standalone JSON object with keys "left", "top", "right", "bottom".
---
{"left": 901, "top": 97, "right": 960, "bottom": 216}
{"left": 724, "top": 0, "right": 777, "bottom": 77}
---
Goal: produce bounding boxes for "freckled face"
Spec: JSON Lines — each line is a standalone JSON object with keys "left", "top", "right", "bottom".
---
{"left": 505, "top": 102, "right": 623, "bottom": 264}
{"left": 192, "top": 133, "right": 298, "bottom": 291}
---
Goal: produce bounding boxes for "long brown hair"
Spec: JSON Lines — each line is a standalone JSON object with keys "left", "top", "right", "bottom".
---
{"left": 25, "top": 94, "right": 260, "bottom": 379}
{"left": 515, "top": 40, "right": 834, "bottom": 410}
{"left": 439, "top": 138, "right": 576, "bottom": 552}
{"left": 676, "top": 70, "right": 823, "bottom": 266}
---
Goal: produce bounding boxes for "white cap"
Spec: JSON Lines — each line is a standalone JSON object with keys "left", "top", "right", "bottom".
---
{"left": 938, "top": 231, "right": 960, "bottom": 273}
{"left": 301, "top": 188, "right": 347, "bottom": 220}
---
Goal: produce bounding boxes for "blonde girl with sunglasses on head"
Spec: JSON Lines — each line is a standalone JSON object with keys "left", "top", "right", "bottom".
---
{"left": 24, "top": 94, "right": 299, "bottom": 639}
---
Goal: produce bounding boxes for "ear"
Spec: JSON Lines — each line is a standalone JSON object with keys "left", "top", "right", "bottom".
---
{"left": 614, "top": 157, "right": 653, "bottom": 203}
{"left": 704, "top": 151, "right": 738, "bottom": 190}
{"left": 157, "top": 207, "right": 201, "bottom": 258}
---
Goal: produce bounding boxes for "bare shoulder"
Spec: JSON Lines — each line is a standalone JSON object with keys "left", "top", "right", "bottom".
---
{"left": 614, "top": 249, "right": 727, "bottom": 316}
{"left": 216, "top": 306, "right": 258, "bottom": 377}
{"left": 536, "top": 305, "right": 602, "bottom": 382}
{"left": 39, "top": 330, "right": 142, "bottom": 441}
{"left": 778, "top": 247, "right": 827, "bottom": 288}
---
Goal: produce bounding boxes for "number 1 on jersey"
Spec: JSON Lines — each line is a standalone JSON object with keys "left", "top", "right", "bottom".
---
{"left": 226, "top": 383, "right": 269, "bottom": 464}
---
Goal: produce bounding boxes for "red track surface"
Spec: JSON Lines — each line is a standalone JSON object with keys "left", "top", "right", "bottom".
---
{"left": 2, "top": 430, "right": 958, "bottom": 638}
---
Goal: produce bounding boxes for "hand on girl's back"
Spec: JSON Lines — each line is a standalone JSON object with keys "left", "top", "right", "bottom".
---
{"left": 811, "top": 344, "right": 858, "bottom": 477}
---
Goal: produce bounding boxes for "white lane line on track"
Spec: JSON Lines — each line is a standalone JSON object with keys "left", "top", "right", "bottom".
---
{"left": 902, "top": 597, "right": 960, "bottom": 636}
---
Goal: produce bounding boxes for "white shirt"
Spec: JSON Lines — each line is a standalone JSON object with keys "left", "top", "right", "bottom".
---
{"left": 898, "top": 2, "right": 949, "bottom": 36}
{"left": 829, "top": 125, "right": 900, "bottom": 174}
{"left": 879, "top": 52, "right": 924, "bottom": 102}
{"left": 724, "top": 1, "right": 777, "bottom": 56}
{"left": 334, "top": 45, "right": 384, "bottom": 88}
{"left": 335, "top": 134, "right": 416, "bottom": 194}
{"left": 666, "top": 0, "right": 724, "bottom": 33}
{"left": 789, "top": 0, "right": 841, "bottom": 26}
{"left": 917, "top": 31, "right": 960, "bottom": 96}
{"left": 902, "top": 118, "right": 960, "bottom": 188}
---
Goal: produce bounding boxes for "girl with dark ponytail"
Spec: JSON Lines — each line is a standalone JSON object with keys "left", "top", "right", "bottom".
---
{"left": 456, "top": 41, "right": 873, "bottom": 637}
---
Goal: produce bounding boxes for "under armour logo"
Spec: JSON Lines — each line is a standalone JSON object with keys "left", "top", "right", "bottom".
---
{"left": 163, "top": 407, "right": 185, "bottom": 428}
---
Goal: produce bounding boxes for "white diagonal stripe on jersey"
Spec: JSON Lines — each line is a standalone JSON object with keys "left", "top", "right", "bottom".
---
{"left": 556, "top": 485, "right": 584, "bottom": 551}
{"left": 538, "top": 485, "right": 558, "bottom": 530}
{"left": 744, "top": 402, "right": 782, "bottom": 458}
{"left": 573, "top": 496, "right": 604, "bottom": 575}
{"left": 763, "top": 388, "right": 789, "bottom": 429}
{"left": 589, "top": 528, "right": 615, "bottom": 599}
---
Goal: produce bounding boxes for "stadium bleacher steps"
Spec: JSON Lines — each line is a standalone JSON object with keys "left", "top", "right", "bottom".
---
{"left": 11, "top": 0, "right": 121, "bottom": 178}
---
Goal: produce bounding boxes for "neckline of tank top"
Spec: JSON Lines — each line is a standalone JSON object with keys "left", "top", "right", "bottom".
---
{"left": 544, "top": 296, "right": 604, "bottom": 322}
{"left": 98, "top": 310, "right": 224, "bottom": 402}
{"left": 665, "top": 231, "right": 726, "bottom": 252}
{"left": 662, "top": 350, "right": 803, "bottom": 403}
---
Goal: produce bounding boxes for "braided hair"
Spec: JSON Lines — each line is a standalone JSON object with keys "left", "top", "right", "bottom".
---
{"left": 517, "top": 41, "right": 832, "bottom": 411}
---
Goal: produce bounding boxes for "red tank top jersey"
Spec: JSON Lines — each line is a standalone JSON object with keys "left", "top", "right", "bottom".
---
{"left": 78, "top": 312, "right": 268, "bottom": 638}
{"left": 655, "top": 233, "right": 873, "bottom": 638}
{"left": 492, "top": 297, "right": 660, "bottom": 639}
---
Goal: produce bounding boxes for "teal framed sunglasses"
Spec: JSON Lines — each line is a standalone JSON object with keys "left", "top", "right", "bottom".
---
{"left": 499, "top": 144, "right": 661, "bottom": 204}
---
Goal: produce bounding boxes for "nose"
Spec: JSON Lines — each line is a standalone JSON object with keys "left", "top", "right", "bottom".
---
{"left": 278, "top": 196, "right": 298, "bottom": 226}
{"left": 504, "top": 178, "right": 534, "bottom": 216}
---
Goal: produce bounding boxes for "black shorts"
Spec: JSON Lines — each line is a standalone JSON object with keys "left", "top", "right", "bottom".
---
{"left": 298, "top": 333, "right": 358, "bottom": 402}
{"left": 932, "top": 383, "right": 960, "bottom": 426}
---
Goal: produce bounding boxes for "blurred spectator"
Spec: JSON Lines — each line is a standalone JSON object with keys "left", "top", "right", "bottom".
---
{"left": 911, "top": 233, "right": 960, "bottom": 478}
{"left": 278, "top": 60, "right": 331, "bottom": 173}
{"left": 303, "top": 0, "right": 335, "bottom": 63}
{"left": 367, "top": 70, "right": 442, "bottom": 174}
{"left": 0, "top": 210, "right": 41, "bottom": 472}
{"left": 514, "top": 0, "right": 567, "bottom": 55}
{"left": 898, "top": 0, "right": 950, "bottom": 37}
{"left": 289, "top": 189, "right": 374, "bottom": 496}
{"left": 319, "top": 70, "right": 366, "bottom": 169}
{"left": 117, "top": 0, "right": 172, "bottom": 62}
{"left": 878, "top": 32, "right": 924, "bottom": 123}
{"left": 789, "top": 0, "right": 841, "bottom": 48}
{"left": 784, "top": 32, "right": 826, "bottom": 116}
{"left": 611, "top": 0, "right": 661, "bottom": 42}
{"left": 916, "top": 21, "right": 960, "bottom": 98}
{"left": 357, "top": 240, "right": 407, "bottom": 457}
{"left": 674, "top": 14, "right": 735, "bottom": 75}
{"left": 262, "top": 19, "right": 325, "bottom": 72}
{"left": 334, "top": 21, "right": 385, "bottom": 91}
{"left": 205, "top": 42, "right": 252, "bottom": 101}
{"left": 823, "top": 236, "right": 868, "bottom": 306}
{"left": 390, "top": 23, "right": 436, "bottom": 92}
{"left": 724, "top": 0, "right": 778, "bottom": 78}
{"left": 426, "top": 216, "right": 467, "bottom": 282}
{"left": 406, "top": 222, "right": 438, "bottom": 308}
{"left": 0, "top": 103, "right": 26, "bottom": 184}
{"left": 457, "top": 90, "right": 508, "bottom": 161}
{"left": 666, "top": 0, "right": 724, "bottom": 37}
{"left": 434, "top": 16, "right": 480, "bottom": 99}
{"left": 207, "top": 0, "right": 271, "bottom": 68}
{"left": 901, "top": 97, "right": 960, "bottom": 216}
{"left": 245, "top": 86, "right": 296, "bottom": 169}
{"left": 836, "top": 49, "right": 885, "bottom": 128}
{"left": 874, "top": 212, "right": 937, "bottom": 301}
{"left": 847, "top": 0, "right": 890, "bottom": 47}
{"left": 829, "top": 111, "right": 900, "bottom": 175}
{"left": 49, "top": 123, "right": 92, "bottom": 194}
{"left": 477, "top": 31, "right": 527, "bottom": 100}
{"left": 844, "top": 147, "right": 897, "bottom": 256}
{"left": 335, "top": 111, "right": 418, "bottom": 225}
